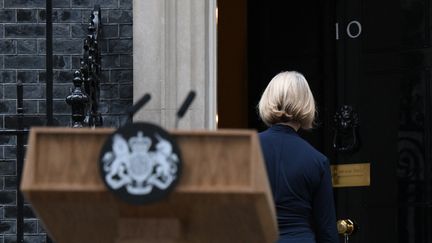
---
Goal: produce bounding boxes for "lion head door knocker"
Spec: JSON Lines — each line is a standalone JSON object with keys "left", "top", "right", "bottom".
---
{"left": 99, "top": 122, "right": 182, "bottom": 204}
{"left": 333, "top": 105, "right": 360, "bottom": 153}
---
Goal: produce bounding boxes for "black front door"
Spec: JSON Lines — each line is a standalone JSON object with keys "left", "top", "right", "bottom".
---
{"left": 248, "top": 1, "right": 432, "bottom": 242}
{"left": 333, "top": 1, "right": 400, "bottom": 242}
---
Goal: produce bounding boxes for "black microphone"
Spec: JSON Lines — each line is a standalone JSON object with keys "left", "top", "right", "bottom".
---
{"left": 128, "top": 93, "right": 151, "bottom": 122}
{"left": 175, "top": 91, "right": 196, "bottom": 128}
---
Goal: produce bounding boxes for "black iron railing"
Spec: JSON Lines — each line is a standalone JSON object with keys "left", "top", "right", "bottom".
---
{"left": 66, "top": 5, "right": 103, "bottom": 128}
{"left": 0, "top": 1, "right": 54, "bottom": 242}
{"left": 0, "top": 83, "right": 28, "bottom": 243}
{"left": 0, "top": 5, "right": 103, "bottom": 243}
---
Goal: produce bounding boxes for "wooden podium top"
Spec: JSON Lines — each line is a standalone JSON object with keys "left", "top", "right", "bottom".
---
{"left": 21, "top": 127, "right": 278, "bottom": 243}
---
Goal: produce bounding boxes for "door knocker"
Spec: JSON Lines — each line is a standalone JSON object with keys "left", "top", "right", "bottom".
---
{"left": 333, "top": 105, "right": 360, "bottom": 153}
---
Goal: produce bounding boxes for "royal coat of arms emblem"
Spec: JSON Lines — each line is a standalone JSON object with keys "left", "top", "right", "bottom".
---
{"left": 99, "top": 123, "right": 182, "bottom": 204}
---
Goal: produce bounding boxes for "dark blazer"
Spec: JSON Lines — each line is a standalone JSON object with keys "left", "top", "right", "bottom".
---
{"left": 259, "top": 124, "right": 338, "bottom": 243}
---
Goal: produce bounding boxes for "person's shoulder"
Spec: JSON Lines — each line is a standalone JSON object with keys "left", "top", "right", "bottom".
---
{"left": 258, "top": 128, "right": 273, "bottom": 140}
{"left": 295, "top": 136, "right": 329, "bottom": 164}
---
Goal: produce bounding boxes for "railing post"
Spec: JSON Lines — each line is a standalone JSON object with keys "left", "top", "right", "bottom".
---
{"left": 67, "top": 5, "right": 103, "bottom": 127}
{"left": 66, "top": 71, "right": 89, "bottom": 128}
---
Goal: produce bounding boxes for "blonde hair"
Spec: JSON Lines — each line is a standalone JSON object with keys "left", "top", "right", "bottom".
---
{"left": 258, "top": 71, "right": 316, "bottom": 129}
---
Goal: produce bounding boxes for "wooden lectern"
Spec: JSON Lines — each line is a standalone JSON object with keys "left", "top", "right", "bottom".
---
{"left": 21, "top": 128, "right": 278, "bottom": 243}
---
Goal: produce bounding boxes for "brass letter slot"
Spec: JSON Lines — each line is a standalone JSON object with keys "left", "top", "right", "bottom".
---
{"left": 331, "top": 163, "right": 370, "bottom": 187}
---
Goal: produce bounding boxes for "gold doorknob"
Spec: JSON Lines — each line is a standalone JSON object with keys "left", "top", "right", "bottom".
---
{"left": 337, "top": 219, "right": 356, "bottom": 235}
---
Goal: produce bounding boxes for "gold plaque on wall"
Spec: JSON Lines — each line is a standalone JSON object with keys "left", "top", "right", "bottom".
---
{"left": 330, "top": 163, "right": 370, "bottom": 187}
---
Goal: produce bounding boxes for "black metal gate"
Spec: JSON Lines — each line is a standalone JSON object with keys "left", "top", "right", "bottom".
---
{"left": 0, "top": 2, "right": 103, "bottom": 242}
{"left": 0, "top": 0, "right": 54, "bottom": 241}
{"left": 0, "top": 83, "right": 30, "bottom": 243}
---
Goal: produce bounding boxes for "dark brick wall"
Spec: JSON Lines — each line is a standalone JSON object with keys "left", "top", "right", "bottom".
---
{"left": 0, "top": 0, "right": 133, "bottom": 242}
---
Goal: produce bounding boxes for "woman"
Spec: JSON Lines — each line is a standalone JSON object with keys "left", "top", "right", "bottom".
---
{"left": 258, "top": 71, "right": 338, "bottom": 243}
